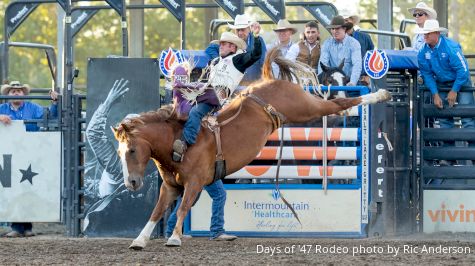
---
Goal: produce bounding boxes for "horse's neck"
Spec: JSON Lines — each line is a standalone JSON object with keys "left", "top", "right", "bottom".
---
{"left": 145, "top": 122, "right": 177, "bottom": 164}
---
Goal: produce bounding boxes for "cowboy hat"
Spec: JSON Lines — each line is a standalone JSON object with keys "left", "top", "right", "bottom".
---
{"left": 408, "top": 2, "right": 437, "bottom": 20}
{"left": 1, "top": 81, "right": 31, "bottom": 95}
{"left": 415, "top": 19, "right": 447, "bottom": 34}
{"left": 228, "top": 14, "right": 251, "bottom": 29}
{"left": 326, "top": 15, "right": 352, "bottom": 29}
{"left": 210, "top": 32, "right": 247, "bottom": 50}
{"left": 273, "top": 19, "right": 297, "bottom": 34}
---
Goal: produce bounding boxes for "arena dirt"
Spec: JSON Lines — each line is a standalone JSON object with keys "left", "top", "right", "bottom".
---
{"left": 1, "top": 224, "right": 475, "bottom": 265}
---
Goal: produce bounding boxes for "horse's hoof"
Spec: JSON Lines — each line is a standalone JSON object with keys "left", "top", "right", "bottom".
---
{"left": 378, "top": 89, "right": 392, "bottom": 102}
{"left": 129, "top": 244, "right": 144, "bottom": 251}
{"left": 165, "top": 238, "right": 182, "bottom": 247}
{"left": 129, "top": 239, "right": 146, "bottom": 250}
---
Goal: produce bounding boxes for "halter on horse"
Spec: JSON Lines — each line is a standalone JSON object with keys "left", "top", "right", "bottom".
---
{"left": 112, "top": 49, "right": 391, "bottom": 250}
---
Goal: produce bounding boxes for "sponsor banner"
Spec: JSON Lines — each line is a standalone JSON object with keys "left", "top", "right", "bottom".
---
{"left": 228, "top": 165, "right": 358, "bottom": 179}
{"left": 191, "top": 188, "right": 362, "bottom": 232}
{"left": 252, "top": 0, "right": 285, "bottom": 23}
{"left": 424, "top": 190, "right": 475, "bottom": 233}
{"left": 267, "top": 127, "right": 359, "bottom": 141}
{"left": 105, "top": 0, "right": 124, "bottom": 15}
{"left": 303, "top": 3, "right": 338, "bottom": 28}
{"left": 214, "top": 0, "right": 244, "bottom": 19}
{"left": 160, "top": 0, "right": 185, "bottom": 21}
{"left": 254, "top": 146, "right": 358, "bottom": 160}
{"left": 364, "top": 50, "right": 390, "bottom": 79}
{"left": 71, "top": 9, "right": 99, "bottom": 37}
{"left": 56, "top": 0, "right": 66, "bottom": 11}
{"left": 5, "top": 3, "right": 39, "bottom": 37}
{"left": 0, "top": 121, "right": 61, "bottom": 222}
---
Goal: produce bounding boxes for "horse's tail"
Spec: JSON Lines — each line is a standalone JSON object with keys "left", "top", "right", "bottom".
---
{"left": 262, "top": 47, "right": 280, "bottom": 80}
{"left": 262, "top": 47, "right": 318, "bottom": 87}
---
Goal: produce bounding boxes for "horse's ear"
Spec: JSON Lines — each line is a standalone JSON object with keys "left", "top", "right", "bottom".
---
{"left": 111, "top": 126, "right": 118, "bottom": 137}
{"left": 337, "top": 60, "right": 344, "bottom": 71}
{"left": 320, "top": 62, "right": 329, "bottom": 72}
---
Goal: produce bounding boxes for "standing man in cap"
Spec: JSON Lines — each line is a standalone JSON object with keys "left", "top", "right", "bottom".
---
{"left": 0, "top": 81, "right": 59, "bottom": 237}
{"left": 285, "top": 21, "right": 321, "bottom": 70}
{"left": 408, "top": 2, "right": 437, "bottom": 51}
{"left": 418, "top": 19, "right": 474, "bottom": 167}
{"left": 205, "top": 14, "right": 266, "bottom": 84}
{"left": 318, "top": 15, "right": 362, "bottom": 87}
{"left": 267, "top": 19, "right": 298, "bottom": 78}
{"left": 172, "top": 30, "right": 261, "bottom": 162}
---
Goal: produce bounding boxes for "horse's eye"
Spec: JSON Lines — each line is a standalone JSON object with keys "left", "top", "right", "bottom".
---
{"left": 129, "top": 149, "right": 135, "bottom": 154}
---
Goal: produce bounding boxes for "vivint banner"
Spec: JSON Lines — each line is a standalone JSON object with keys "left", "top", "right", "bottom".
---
{"left": 190, "top": 188, "right": 362, "bottom": 235}
{"left": 0, "top": 121, "right": 61, "bottom": 222}
{"left": 424, "top": 190, "right": 475, "bottom": 233}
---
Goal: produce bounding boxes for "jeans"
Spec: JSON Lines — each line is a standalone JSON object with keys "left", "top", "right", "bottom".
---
{"left": 182, "top": 103, "right": 215, "bottom": 145}
{"left": 11, "top": 222, "right": 32, "bottom": 234}
{"left": 166, "top": 179, "right": 226, "bottom": 238}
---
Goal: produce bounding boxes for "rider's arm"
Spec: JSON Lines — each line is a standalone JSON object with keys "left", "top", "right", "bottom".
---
{"left": 232, "top": 35, "right": 263, "bottom": 73}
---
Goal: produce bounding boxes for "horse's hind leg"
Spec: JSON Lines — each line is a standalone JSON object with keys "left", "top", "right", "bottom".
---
{"left": 166, "top": 182, "right": 202, "bottom": 247}
{"left": 129, "top": 182, "right": 179, "bottom": 250}
{"left": 323, "top": 89, "right": 392, "bottom": 116}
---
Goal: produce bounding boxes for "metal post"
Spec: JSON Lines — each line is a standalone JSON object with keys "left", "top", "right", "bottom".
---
{"left": 377, "top": 0, "right": 393, "bottom": 49}
{"left": 181, "top": 0, "right": 186, "bottom": 49}
{"left": 121, "top": 0, "right": 128, "bottom": 56}
{"left": 129, "top": 0, "right": 144, "bottom": 57}
{"left": 62, "top": 0, "right": 76, "bottom": 236}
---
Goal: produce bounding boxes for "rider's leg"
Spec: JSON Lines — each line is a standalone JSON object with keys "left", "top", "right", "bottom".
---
{"left": 172, "top": 102, "right": 215, "bottom": 162}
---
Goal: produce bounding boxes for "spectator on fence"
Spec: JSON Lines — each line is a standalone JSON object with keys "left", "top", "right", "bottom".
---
{"left": 417, "top": 19, "right": 474, "bottom": 167}
{"left": 344, "top": 14, "right": 374, "bottom": 86}
{"left": 318, "top": 15, "right": 362, "bottom": 88}
{"left": 267, "top": 19, "right": 298, "bottom": 78}
{"left": 408, "top": 2, "right": 437, "bottom": 51}
{"left": 285, "top": 21, "right": 321, "bottom": 69}
{"left": 0, "top": 81, "right": 58, "bottom": 238}
{"left": 205, "top": 14, "right": 266, "bottom": 85}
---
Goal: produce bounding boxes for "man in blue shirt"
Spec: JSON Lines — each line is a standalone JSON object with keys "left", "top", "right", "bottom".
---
{"left": 418, "top": 19, "right": 474, "bottom": 166}
{"left": 205, "top": 14, "right": 266, "bottom": 85}
{"left": 318, "top": 15, "right": 362, "bottom": 87}
{"left": 0, "top": 81, "right": 58, "bottom": 237}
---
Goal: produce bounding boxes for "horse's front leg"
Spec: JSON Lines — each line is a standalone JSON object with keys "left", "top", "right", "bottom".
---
{"left": 129, "top": 182, "right": 179, "bottom": 250}
{"left": 166, "top": 182, "right": 203, "bottom": 247}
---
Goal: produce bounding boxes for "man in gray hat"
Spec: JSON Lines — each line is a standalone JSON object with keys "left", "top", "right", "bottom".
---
{"left": 0, "top": 81, "right": 58, "bottom": 237}
{"left": 267, "top": 19, "right": 298, "bottom": 78}
{"left": 318, "top": 15, "right": 362, "bottom": 87}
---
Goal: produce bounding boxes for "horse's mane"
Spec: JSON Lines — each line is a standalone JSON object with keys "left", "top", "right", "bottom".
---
{"left": 114, "top": 104, "right": 177, "bottom": 141}
{"left": 262, "top": 47, "right": 317, "bottom": 86}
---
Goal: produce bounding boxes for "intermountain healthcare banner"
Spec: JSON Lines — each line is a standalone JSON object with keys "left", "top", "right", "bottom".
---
{"left": 83, "top": 58, "right": 162, "bottom": 237}
{"left": 0, "top": 121, "right": 61, "bottom": 222}
{"left": 190, "top": 189, "right": 362, "bottom": 234}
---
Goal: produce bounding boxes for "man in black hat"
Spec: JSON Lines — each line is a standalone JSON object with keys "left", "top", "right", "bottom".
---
{"left": 317, "top": 15, "right": 362, "bottom": 87}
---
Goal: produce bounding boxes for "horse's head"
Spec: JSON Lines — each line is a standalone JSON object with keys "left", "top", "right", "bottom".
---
{"left": 112, "top": 117, "right": 151, "bottom": 192}
{"left": 318, "top": 61, "right": 350, "bottom": 86}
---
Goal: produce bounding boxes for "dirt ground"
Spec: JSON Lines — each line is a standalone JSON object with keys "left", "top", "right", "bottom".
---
{"left": 1, "top": 224, "right": 475, "bottom": 265}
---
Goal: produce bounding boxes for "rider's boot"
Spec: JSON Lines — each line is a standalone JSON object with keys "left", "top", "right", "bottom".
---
{"left": 172, "top": 139, "right": 188, "bottom": 162}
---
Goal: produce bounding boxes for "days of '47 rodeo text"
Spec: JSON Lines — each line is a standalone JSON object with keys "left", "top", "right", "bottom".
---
{"left": 256, "top": 244, "right": 472, "bottom": 257}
